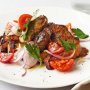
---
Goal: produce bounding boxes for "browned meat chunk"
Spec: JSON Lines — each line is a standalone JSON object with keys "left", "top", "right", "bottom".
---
{"left": 0, "top": 35, "right": 19, "bottom": 42}
{"left": 0, "top": 41, "right": 8, "bottom": 52}
{"left": 44, "top": 23, "right": 83, "bottom": 58}
{"left": 40, "top": 51, "right": 49, "bottom": 60}
{"left": 79, "top": 47, "right": 88, "bottom": 57}
{"left": 43, "top": 55, "right": 53, "bottom": 70}
{"left": 0, "top": 35, "right": 19, "bottom": 52}
{"left": 34, "top": 27, "right": 52, "bottom": 51}
{"left": 5, "top": 35, "right": 19, "bottom": 41}
{"left": 40, "top": 51, "right": 53, "bottom": 70}
{"left": 47, "top": 23, "right": 79, "bottom": 44}
{"left": 28, "top": 15, "right": 48, "bottom": 41}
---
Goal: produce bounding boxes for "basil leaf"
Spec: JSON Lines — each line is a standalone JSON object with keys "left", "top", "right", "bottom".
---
{"left": 72, "top": 28, "right": 89, "bottom": 39}
{"left": 25, "top": 43, "right": 42, "bottom": 65}
{"left": 60, "top": 39, "right": 76, "bottom": 51}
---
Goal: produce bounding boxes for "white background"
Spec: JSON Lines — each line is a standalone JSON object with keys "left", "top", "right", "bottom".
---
{"left": 0, "top": 0, "right": 90, "bottom": 90}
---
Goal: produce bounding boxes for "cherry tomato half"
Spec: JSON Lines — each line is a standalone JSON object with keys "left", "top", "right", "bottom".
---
{"left": 50, "top": 59, "right": 74, "bottom": 72}
{"left": 48, "top": 42, "right": 64, "bottom": 54}
{"left": 18, "top": 14, "right": 32, "bottom": 30}
{"left": 0, "top": 53, "right": 14, "bottom": 63}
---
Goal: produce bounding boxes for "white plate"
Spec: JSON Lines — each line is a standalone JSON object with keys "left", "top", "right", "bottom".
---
{"left": 71, "top": 78, "right": 90, "bottom": 90}
{"left": 0, "top": 7, "right": 90, "bottom": 88}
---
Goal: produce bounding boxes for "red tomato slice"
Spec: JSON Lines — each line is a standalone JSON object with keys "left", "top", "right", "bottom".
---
{"left": 0, "top": 53, "right": 14, "bottom": 63}
{"left": 50, "top": 59, "right": 74, "bottom": 72}
{"left": 18, "top": 14, "right": 32, "bottom": 30}
{"left": 48, "top": 42, "right": 64, "bottom": 54}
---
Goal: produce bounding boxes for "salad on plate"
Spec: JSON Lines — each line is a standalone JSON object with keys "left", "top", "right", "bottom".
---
{"left": 0, "top": 10, "right": 89, "bottom": 75}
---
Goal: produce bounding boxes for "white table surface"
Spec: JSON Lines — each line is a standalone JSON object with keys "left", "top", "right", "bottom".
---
{"left": 0, "top": 0, "right": 90, "bottom": 90}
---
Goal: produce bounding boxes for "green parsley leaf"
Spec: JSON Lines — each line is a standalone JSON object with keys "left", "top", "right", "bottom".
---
{"left": 60, "top": 38, "right": 76, "bottom": 51}
{"left": 22, "top": 32, "right": 27, "bottom": 40}
{"left": 72, "top": 28, "right": 89, "bottom": 39}
{"left": 22, "top": 9, "right": 39, "bottom": 40}
{"left": 25, "top": 43, "right": 42, "bottom": 65}
{"left": 22, "top": 18, "right": 31, "bottom": 40}
{"left": 24, "top": 18, "right": 31, "bottom": 28}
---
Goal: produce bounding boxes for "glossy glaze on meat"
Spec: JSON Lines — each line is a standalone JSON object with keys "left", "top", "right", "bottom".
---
{"left": 34, "top": 27, "right": 52, "bottom": 51}
{"left": 27, "top": 15, "right": 48, "bottom": 41}
{"left": 34, "top": 22, "right": 88, "bottom": 58}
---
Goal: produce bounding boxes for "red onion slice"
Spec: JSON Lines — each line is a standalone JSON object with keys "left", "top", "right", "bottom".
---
{"left": 12, "top": 48, "right": 25, "bottom": 63}
{"left": 45, "top": 49, "right": 75, "bottom": 59}
{"left": 22, "top": 48, "right": 38, "bottom": 69}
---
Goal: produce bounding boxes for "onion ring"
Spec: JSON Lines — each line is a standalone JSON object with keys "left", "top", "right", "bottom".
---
{"left": 12, "top": 48, "right": 25, "bottom": 63}
{"left": 45, "top": 49, "right": 75, "bottom": 59}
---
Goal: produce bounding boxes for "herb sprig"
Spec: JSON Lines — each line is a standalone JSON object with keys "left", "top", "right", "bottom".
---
{"left": 22, "top": 9, "right": 39, "bottom": 40}
{"left": 25, "top": 43, "right": 42, "bottom": 65}
{"left": 60, "top": 38, "right": 76, "bottom": 51}
{"left": 72, "top": 28, "right": 89, "bottom": 39}
{"left": 22, "top": 18, "right": 31, "bottom": 40}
